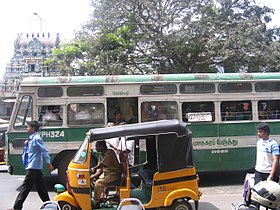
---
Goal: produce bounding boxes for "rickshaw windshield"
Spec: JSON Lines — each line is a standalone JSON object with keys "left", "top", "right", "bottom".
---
{"left": 72, "top": 136, "right": 89, "bottom": 164}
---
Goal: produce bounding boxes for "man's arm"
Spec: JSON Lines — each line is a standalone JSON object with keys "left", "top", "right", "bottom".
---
{"left": 268, "top": 155, "right": 279, "bottom": 180}
{"left": 35, "top": 136, "right": 54, "bottom": 171}
{"left": 90, "top": 168, "right": 102, "bottom": 180}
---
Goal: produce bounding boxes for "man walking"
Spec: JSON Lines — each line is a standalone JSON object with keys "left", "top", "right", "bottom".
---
{"left": 8, "top": 121, "right": 54, "bottom": 210}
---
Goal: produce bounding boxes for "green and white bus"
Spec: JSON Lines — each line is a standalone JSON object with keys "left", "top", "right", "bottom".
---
{"left": 6, "top": 73, "right": 280, "bottom": 182}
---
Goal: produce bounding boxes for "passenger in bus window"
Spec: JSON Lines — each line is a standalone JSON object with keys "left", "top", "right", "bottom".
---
{"left": 235, "top": 103, "right": 251, "bottom": 120}
{"left": 224, "top": 105, "right": 232, "bottom": 121}
{"left": 157, "top": 105, "right": 167, "bottom": 120}
{"left": 42, "top": 106, "right": 61, "bottom": 125}
{"left": 68, "top": 104, "right": 77, "bottom": 121}
{"left": 258, "top": 102, "right": 268, "bottom": 120}
{"left": 74, "top": 104, "right": 92, "bottom": 120}
{"left": 141, "top": 103, "right": 152, "bottom": 122}
{"left": 90, "top": 106, "right": 104, "bottom": 122}
{"left": 258, "top": 102, "right": 276, "bottom": 120}
{"left": 118, "top": 98, "right": 134, "bottom": 123}
{"left": 242, "top": 103, "right": 251, "bottom": 120}
{"left": 109, "top": 110, "right": 125, "bottom": 126}
{"left": 148, "top": 105, "right": 159, "bottom": 120}
{"left": 234, "top": 104, "right": 244, "bottom": 120}
{"left": 107, "top": 99, "right": 118, "bottom": 122}
{"left": 266, "top": 104, "right": 277, "bottom": 119}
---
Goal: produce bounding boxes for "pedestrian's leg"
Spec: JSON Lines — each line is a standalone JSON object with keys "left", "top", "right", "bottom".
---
{"left": 35, "top": 170, "right": 50, "bottom": 202}
{"left": 13, "top": 170, "right": 35, "bottom": 210}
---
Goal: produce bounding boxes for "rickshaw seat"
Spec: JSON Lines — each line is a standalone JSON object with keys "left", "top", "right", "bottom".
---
{"left": 104, "top": 175, "right": 125, "bottom": 195}
{"left": 138, "top": 169, "right": 155, "bottom": 189}
{"left": 106, "top": 178, "right": 124, "bottom": 187}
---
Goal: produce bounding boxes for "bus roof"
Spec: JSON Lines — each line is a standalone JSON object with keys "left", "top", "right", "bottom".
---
{"left": 89, "top": 120, "right": 190, "bottom": 141}
{"left": 20, "top": 72, "right": 280, "bottom": 86}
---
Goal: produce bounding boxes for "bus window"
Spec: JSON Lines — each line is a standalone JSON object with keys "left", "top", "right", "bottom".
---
{"left": 221, "top": 101, "right": 252, "bottom": 121}
{"left": 218, "top": 83, "right": 252, "bottom": 93}
{"left": 39, "top": 105, "right": 62, "bottom": 126}
{"left": 14, "top": 95, "right": 33, "bottom": 129}
{"left": 68, "top": 103, "right": 105, "bottom": 125}
{"left": 67, "top": 86, "right": 104, "bottom": 96}
{"left": 38, "top": 87, "right": 63, "bottom": 97}
{"left": 182, "top": 102, "right": 214, "bottom": 122}
{"left": 140, "top": 84, "right": 177, "bottom": 95}
{"left": 255, "top": 82, "right": 280, "bottom": 92}
{"left": 107, "top": 98, "right": 138, "bottom": 124}
{"left": 141, "top": 101, "right": 177, "bottom": 122}
{"left": 258, "top": 100, "right": 280, "bottom": 120}
{"left": 180, "top": 83, "right": 215, "bottom": 94}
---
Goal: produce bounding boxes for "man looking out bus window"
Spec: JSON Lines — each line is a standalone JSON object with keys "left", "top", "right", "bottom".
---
{"left": 42, "top": 106, "right": 61, "bottom": 123}
{"left": 74, "top": 104, "right": 92, "bottom": 120}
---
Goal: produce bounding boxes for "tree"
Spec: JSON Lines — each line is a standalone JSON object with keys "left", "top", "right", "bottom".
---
{"left": 51, "top": 0, "right": 280, "bottom": 75}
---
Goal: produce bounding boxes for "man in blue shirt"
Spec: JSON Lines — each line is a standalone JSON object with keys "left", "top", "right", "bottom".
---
{"left": 8, "top": 121, "right": 54, "bottom": 210}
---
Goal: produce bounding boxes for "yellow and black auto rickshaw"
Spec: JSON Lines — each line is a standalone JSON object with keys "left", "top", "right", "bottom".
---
{"left": 54, "top": 120, "right": 201, "bottom": 210}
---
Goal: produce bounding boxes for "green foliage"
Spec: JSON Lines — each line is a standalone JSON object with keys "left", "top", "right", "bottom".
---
{"left": 47, "top": 0, "right": 280, "bottom": 75}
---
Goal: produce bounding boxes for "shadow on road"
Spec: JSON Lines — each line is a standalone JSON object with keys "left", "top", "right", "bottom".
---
{"left": 192, "top": 202, "right": 220, "bottom": 210}
{"left": 198, "top": 170, "right": 252, "bottom": 187}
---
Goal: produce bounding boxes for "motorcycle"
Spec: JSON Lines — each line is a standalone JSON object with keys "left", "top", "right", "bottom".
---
{"left": 232, "top": 173, "right": 280, "bottom": 210}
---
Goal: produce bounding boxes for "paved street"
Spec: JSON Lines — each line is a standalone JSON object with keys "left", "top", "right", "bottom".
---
{"left": 0, "top": 165, "right": 270, "bottom": 210}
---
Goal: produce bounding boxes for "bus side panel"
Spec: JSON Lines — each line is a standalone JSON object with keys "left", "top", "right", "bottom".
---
{"left": 190, "top": 122, "right": 257, "bottom": 172}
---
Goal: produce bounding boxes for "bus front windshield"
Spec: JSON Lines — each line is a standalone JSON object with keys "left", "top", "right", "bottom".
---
{"left": 14, "top": 95, "right": 33, "bottom": 129}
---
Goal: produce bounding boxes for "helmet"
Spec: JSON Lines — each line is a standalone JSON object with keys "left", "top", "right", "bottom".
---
{"left": 40, "top": 201, "right": 61, "bottom": 210}
{"left": 251, "top": 180, "right": 280, "bottom": 208}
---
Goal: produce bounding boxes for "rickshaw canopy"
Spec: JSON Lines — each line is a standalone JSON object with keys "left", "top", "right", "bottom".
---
{"left": 89, "top": 119, "right": 189, "bottom": 141}
{"left": 89, "top": 120, "right": 194, "bottom": 173}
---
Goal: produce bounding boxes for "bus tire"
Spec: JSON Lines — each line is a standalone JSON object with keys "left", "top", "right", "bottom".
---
{"left": 58, "top": 201, "right": 79, "bottom": 210}
{"left": 170, "top": 199, "right": 193, "bottom": 210}
{"left": 58, "top": 153, "right": 74, "bottom": 185}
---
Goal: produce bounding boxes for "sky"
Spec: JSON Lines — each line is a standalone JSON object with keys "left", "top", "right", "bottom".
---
{"left": 0, "top": 0, "right": 279, "bottom": 79}
{"left": 0, "top": 0, "right": 92, "bottom": 79}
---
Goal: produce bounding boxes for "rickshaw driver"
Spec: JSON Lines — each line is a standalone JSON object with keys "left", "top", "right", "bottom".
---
{"left": 90, "top": 140, "right": 122, "bottom": 209}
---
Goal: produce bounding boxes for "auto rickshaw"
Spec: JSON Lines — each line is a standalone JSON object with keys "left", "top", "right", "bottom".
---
{"left": 54, "top": 120, "right": 201, "bottom": 210}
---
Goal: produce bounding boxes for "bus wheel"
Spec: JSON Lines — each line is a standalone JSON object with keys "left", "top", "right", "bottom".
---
{"left": 58, "top": 201, "right": 78, "bottom": 210}
{"left": 58, "top": 153, "right": 73, "bottom": 185}
{"left": 170, "top": 199, "right": 193, "bottom": 210}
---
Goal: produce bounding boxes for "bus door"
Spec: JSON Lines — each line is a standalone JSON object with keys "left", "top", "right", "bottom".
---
{"left": 107, "top": 97, "right": 138, "bottom": 124}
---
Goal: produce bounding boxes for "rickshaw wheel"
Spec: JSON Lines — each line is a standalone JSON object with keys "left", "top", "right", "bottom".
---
{"left": 170, "top": 199, "right": 193, "bottom": 210}
{"left": 58, "top": 201, "right": 79, "bottom": 210}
